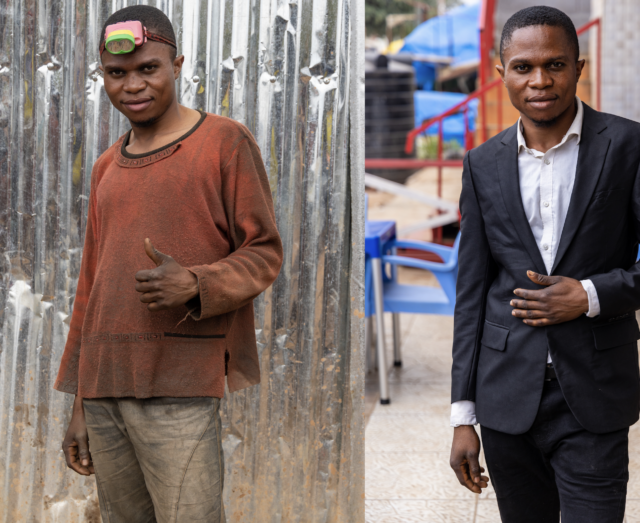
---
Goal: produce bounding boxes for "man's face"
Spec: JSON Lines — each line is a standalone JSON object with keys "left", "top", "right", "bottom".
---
{"left": 100, "top": 41, "right": 183, "bottom": 126}
{"left": 497, "top": 25, "right": 585, "bottom": 127}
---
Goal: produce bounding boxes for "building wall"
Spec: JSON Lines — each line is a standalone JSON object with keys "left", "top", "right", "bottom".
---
{"left": 495, "top": 0, "right": 592, "bottom": 51}
{"left": 595, "top": 0, "right": 640, "bottom": 122}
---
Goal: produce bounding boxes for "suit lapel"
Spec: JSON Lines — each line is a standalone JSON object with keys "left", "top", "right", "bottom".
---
{"left": 551, "top": 104, "right": 610, "bottom": 274}
{"left": 495, "top": 123, "right": 547, "bottom": 275}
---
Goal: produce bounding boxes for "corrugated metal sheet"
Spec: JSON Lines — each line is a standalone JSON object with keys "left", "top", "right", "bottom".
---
{"left": 0, "top": 0, "right": 364, "bottom": 521}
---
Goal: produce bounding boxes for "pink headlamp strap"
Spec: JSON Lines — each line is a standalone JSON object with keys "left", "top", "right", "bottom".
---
{"left": 100, "top": 20, "right": 177, "bottom": 55}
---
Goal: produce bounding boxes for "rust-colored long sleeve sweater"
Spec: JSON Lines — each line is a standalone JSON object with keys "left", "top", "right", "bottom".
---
{"left": 54, "top": 112, "right": 283, "bottom": 398}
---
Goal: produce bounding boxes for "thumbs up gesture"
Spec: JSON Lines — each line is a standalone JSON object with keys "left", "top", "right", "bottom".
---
{"left": 134, "top": 238, "right": 199, "bottom": 312}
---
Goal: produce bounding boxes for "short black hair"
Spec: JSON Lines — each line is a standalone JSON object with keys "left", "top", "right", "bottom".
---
{"left": 500, "top": 6, "right": 579, "bottom": 64}
{"left": 100, "top": 5, "right": 177, "bottom": 61}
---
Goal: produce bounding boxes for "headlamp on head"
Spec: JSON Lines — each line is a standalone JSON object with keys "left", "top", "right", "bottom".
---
{"left": 101, "top": 20, "right": 177, "bottom": 55}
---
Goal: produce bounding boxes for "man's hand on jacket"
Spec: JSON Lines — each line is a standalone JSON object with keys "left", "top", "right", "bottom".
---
{"left": 135, "top": 238, "right": 199, "bottom": 311}
{"left": 510, "top": 270, "right": 589, "bottom": 326}
{"left": 450, "top": 425, "right": 490, "bottom": 493}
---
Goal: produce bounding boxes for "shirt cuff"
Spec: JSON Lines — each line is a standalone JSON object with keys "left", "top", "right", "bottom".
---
{"left": 580, "top": 279, "right": 600, "bottom": 318}
{"left": 451, "top": 400, "right": 477, "bottom": 427}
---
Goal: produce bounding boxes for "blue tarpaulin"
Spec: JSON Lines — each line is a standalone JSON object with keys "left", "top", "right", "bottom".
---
{"left": 414, "top": 90, "right": 478, "bottom": 144}
{"left": 400, "top": 3, "right": 480, "bottom": 90}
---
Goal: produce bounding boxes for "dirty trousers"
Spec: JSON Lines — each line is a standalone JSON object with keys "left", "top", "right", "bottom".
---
{"left": 83, "top": 397, "right": 225, "bottom": 523}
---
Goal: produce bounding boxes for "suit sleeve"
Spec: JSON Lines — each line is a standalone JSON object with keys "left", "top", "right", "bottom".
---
{"left": 451, "top": 152, "right": 498, "bottom": 403}
{"left": 187, "top": 136, "right": 283, "bottom": 320}
{"left": 588, "top": 159, "right": 640, "bottom": 317}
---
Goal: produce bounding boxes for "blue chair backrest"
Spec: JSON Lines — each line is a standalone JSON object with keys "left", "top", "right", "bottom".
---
{"left": 428, "top": 233, "right": 459, "bottom": 306}
{"left": 378, "top": 232, "right": 460, "bottom": 315}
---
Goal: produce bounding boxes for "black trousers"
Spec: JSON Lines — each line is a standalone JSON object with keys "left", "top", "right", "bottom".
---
{"left": 481, "top": 379, "right": 629, "bottom": 523}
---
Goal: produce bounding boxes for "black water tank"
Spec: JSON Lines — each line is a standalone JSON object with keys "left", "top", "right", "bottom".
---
{"left": 365, "top": 58, "right": 416, "bottom": 184}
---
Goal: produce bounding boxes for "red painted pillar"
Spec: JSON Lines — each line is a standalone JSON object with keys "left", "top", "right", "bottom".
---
{"left": 479, "top": 0, "right": 496, "bottom": 143}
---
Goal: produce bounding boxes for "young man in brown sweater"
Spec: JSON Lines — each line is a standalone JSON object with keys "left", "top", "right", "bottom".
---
{"left": 55, "top": 6, "right": 282, "bottom": 522}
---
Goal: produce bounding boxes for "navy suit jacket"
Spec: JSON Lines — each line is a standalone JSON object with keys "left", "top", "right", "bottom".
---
{"left": 452, "top": 102, "right": 640, "bottom": 435}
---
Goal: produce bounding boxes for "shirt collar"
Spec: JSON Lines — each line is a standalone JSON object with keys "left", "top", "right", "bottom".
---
{"left": 517, "top": 96, "right": 584, "bottom": 153}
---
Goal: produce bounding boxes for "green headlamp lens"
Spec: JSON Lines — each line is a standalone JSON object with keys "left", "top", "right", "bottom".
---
{"left": 105, "top": 34, "right": 136, "bottom": 54}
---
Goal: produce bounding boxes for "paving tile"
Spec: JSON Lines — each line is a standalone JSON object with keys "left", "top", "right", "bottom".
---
{"left": 365, "top": 307, "right": 640, "bottom": 523}
{"left": 402, "top": 315, "right": 454, "bottom": 342}
{"left": 366, "top": 452, "right": 475, "bottom": 501}
{"left": 474, "top": 499, "right": 501, "bottom": 522}
{"left": 365, "top": 500, "right": 475, "bottom": 523}
{"left": 630, "top": 427, "right": 640, "bottom": 452}
{"left": 418, "top": 501, "right": 476, "bottom": 523}
{"left": 625, "top": 499, "right": 640, "bottom": 522}
{"left": 387, "top": 353, "right": 453, "bottom": 384}
{"left": 366, "top": 414, "right": 452, "bottom": 453}
{"left": 626, "top": 453, "right": 640, "bottom": 499}
{"left": 365, "top": 500, "right": 399, "bottom": 519}
{"left": 387, "top": 339, "right": 454, "bottom": 382}
{"left": 370, "top": 383, "right": 451, "bottom": 416}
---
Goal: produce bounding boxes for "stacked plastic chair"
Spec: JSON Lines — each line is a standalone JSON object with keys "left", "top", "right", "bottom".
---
{"left": 365, "top": 194, "right": 460, "bottom": 404}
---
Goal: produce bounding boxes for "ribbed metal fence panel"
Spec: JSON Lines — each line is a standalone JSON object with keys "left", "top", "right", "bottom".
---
{"left": 0, "top": 0, "right": 364, "bottom": 521}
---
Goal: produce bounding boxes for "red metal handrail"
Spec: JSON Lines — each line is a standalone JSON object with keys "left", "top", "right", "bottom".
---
{"left": 404, "top": 77, "right": 502, "bottom": 154}
{"left": 365, "top": 159, "right": 468, "bottom": 169}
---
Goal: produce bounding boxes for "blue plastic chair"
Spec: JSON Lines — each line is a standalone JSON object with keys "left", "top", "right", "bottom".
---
{"left": 364, "top": 196, "right": 397, "bottom": 404}
{"left": 381, "top": 235, "right": 460, "bottom": 316}
{"left": 364, "top": 192, "right": 460, "bottom": 403}
{"left": 364, "top": 232, "right": 460, "bottom": 387}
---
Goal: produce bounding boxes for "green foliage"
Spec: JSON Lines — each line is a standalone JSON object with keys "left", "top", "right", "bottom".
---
{"left": 416, "top": 135, "right": 465, "bottom": 160}
{"left": 365, "top": 0, "right": 416, "bottom": 37}
{"left": 365, "top": 0, "right": 465, "bottom": 38}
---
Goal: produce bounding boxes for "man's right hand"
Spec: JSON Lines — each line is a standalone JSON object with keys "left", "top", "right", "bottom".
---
{"left": 450, "top": 425, "right": 489, "bottom": 494}
{"left": 62, "top": 396, "right": 94, "bottom": 476}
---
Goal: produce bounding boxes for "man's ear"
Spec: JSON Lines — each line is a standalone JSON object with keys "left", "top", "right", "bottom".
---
{"left": 495, "top": 63, "right": 505, "bottom": 82}
{"left": 575, "top": 58, "right": 586, "bottom": 82}
{"left": 173, "top": 55, "right": 185, "bottom": 80}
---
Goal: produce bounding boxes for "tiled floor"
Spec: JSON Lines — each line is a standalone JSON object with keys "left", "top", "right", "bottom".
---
{"left": 364, "top": 275, "right": 640, "bottom": 522}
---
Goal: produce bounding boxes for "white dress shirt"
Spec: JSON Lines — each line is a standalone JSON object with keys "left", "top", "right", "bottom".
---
{"left": 451, "top": 98, "right": 600, "bottom": 427}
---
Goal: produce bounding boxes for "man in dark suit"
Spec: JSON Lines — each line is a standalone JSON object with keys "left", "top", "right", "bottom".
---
{"left": 448, "top": 6, "right": 640, "bottom": 522}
